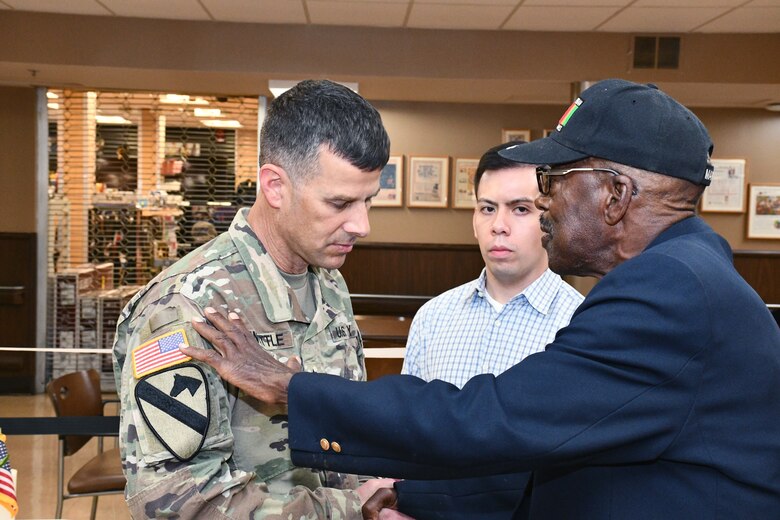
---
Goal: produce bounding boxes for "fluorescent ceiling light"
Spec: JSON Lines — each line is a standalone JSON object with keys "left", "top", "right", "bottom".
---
{"left": 202, "top": 119, "right": 242, "bottom": 128}
{"left": 194, "top": 107, "right": 221, "bottom": 117}
{"left": 268, "top": 80, "right": 359, "bottom": 98}
{"left": 47, "top": 102, "right": 59, "bottom": 110}
{"left": 47, "top": 91, "right": 58, "bottom": 99}
{"left": 96, "top": 115, "right": 132, "bottom": 125}
{"left": 159, "top": 94, "right": 209, "bottom": 105}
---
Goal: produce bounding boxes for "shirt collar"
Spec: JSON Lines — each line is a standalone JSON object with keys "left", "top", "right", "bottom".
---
{"left": 229, "top": 208, "right": 296, "bottom": 322}
{"left": 466, "top": 268, "right": 489, "bottom": 302}
{"left": 467, "top": 267, "right": 562, "bottom": 316}
{"left": 228, "top": 208, "right": 348, "bottom": 325}
{"left": 520, "top": 269, "right": 562, "bottom": 315}
{"left": 645, "top": 216, "right": 716, "bottom": 252}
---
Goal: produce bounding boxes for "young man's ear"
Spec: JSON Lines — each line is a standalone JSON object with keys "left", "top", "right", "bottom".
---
{"left": 604, "top": 175, "right": 633, "bottom": 226}
{"left": 258, "top": 164, "right": 288, "bottom": 209}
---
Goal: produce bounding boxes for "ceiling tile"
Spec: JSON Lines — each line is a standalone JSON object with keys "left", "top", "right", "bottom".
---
{"left": 633, "top": 0, "right": 744, "bottom": 6}
{"left": 407, "top": 3, "right": 514, "bottom": 29}
{"left": 308, "top": 1, "right": 407, "bottom": 27}
{"left": 695, "top": 6, "right": 780, "bottom": 32}
{"left": 324, "top": 0, "right": 407, "bottom": 2}
{"left": 598, "top": 7, "right": 729, "bottom": 32}
{"left": 4, "top": 0, "right": 110, "bottom": 15}
{"left": 101, "top": 0, "right": 210, "bottom": 21}
{"left": 523, "top": 0, "right": 629, "bottom": 5}
{"left": 419, "top": 0, "right": 516, "bottom": 4}
{"left": 201, "top": 0, "right": 306, "bottom": 24}
{"left": 504, "top": 6, "right": 621, "bottom": 31}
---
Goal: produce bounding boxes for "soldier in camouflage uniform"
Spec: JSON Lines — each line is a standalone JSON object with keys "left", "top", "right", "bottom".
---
{"left": 113, "top": 80, "right": 391, "bottom": 519}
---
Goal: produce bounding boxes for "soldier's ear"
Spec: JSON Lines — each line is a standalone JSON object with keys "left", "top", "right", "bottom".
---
{"left": 258, "top": 164, "right": 288, "bottom": 209}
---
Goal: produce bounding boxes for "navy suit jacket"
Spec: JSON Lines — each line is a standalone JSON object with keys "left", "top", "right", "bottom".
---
{"left": 289, "top": 217, "right": 780, "bottom": 519}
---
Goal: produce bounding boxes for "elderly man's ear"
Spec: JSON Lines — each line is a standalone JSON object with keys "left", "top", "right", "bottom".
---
{"left": 604, "top": 175, "right": 634, "bottom": 226}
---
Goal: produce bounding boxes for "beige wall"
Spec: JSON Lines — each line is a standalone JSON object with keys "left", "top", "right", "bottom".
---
{"left": 0, "top": 86, "right": 37, "bottom": 233}
{"left": 0, "top": 10, "right": 776, "bottom": 248}
{"left": 0, "top": 12, "right": 778, "bottom": 102}
{"left": 366, "top": 101, "right": 563, "bottom": 245}
{"left": 365, "top": 100, "right": 780, "bottom": 253}
{"left": 694, "top": 108, "right": 780, "bottom": 251}
{"left": 0, "top": 90, "right": 777, "bottom": 251}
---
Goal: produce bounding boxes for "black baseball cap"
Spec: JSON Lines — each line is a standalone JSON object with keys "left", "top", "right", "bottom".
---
{"left": 499, "top": 79, "right": 714, "bottom": 186}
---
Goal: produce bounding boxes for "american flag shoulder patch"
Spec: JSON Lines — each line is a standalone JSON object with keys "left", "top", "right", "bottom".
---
{"left": 133, "top": 328, "right": 191, "bottom": 379}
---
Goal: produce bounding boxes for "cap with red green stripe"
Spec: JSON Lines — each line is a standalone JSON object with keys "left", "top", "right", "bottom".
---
{"left": 499, "top": 79, "right": 714, "bottom": 186}
{"left": 557, "top": 98, "right": 582, "bottom": 131}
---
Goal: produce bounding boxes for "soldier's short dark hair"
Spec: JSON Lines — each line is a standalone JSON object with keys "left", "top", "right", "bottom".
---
{"left": 473, "top": 140, "right": 530, "bottom": 199}
{"left": 259, "top": 79, "right": 390, "bottom": 184}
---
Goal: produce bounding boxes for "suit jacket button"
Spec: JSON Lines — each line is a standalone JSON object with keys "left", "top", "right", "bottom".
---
{"left": 320, "top": 438, "right": 330, "bottom": 451}
{"left": 331, "top": 441, "right": 341, "bottom": 453}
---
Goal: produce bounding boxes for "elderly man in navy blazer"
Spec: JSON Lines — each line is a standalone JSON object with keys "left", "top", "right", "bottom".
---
{"left": 186, "top": 79, "right": 780, "bottom": 519}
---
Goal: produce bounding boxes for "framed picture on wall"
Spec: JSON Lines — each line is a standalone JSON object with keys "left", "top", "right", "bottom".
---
{"left": 701, "top": 158, "right": 747, "bottom": 213}
{"left": 373, "top": 155, "right": 403, "bottom": 207}
{"left": 501, "top": 129, "right": 531, "bottom": 143}
{"left": 408, "top": 156, "right": 449, "bottom": 208}
{"left": 746, "top": 184, "right": 780, "bottom": 239}
{"left": 452, "top": 158, "right": 479, "bottom": 209}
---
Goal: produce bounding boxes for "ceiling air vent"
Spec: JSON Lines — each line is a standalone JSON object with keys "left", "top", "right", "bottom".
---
{"left": 633, "top": 36, "right": 680, "bottom": 70}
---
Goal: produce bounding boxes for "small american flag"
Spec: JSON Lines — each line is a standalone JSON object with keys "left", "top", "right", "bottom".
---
{"left": 133, "top": 329, "right": 191, "bottom": 379}
{"left": 0, "top": 432, "right": 18, "bottom": 519}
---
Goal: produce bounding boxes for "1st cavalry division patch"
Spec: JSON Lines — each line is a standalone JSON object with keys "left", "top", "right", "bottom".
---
{"left": 135, "top": 364, "right": 210, "bottom": 461}
{"left": 132, "top": 328, "right": 191, "bottom": 379}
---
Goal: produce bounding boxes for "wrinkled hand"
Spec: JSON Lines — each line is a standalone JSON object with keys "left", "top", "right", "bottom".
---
{"left": 357, "top": 478, "right": 397, "bottom": 506}
{"left": 181, "top": 307, "right": 299, "bottom": 404}
{"left": 362, "top": 486, "right": 414, "bottom": 520}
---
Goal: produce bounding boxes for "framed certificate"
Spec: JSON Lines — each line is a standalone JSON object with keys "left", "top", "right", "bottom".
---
{"left": 452, "top": 158, "right": 479, "bottom": 209}
{"left": 747, "top": 184, "right": 780, "bottom": 239}
{"left": 408, "top": 156, "right": 449, "bottom": 208}
{"left": 501, "top": 129, "right": 531, "bottom": 143}
{"left": 373, "top": 156, "right": 403, "bottom": 207}
{"left": 701, "top": 158, "right": 747, "bottom": 213}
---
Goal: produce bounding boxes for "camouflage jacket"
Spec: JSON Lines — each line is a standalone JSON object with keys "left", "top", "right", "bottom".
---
{"left": 112, "top": 208, "right": 366, "bottom": 519}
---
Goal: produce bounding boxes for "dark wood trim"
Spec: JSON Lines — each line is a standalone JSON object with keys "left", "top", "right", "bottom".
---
{"left": 0, "top": 232, "right": 37, "bottom": 239}
{"left": 0, "top": 232, "right": 37, "bottom": 394}
{"left": 732, "top": 250, "right": 780, "bottom": 305}
{"left": 340, "top": 242, "right": 484, "bottom": 314}
{"left": 341, "top": 243, "right": 780, "bottom": 312}
{"left": 354, "top": 242, "right": 480, "bottom": 252}
{"left": 351, "top": 294, "right": 431, "bottom": 316}
{"left": 733, "top": 250, "right": 780, "bottom": 257}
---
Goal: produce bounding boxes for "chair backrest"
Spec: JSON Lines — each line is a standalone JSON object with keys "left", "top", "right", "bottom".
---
{"left": 46, "top": 369, "right": 104, "bottom": 456}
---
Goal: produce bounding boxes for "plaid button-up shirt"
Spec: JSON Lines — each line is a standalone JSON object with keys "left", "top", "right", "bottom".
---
{"left": 402, "top": 268, "right": 583, "bottom": 388}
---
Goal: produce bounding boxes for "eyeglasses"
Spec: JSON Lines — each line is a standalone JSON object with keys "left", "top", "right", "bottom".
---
{"left": 535, "top": 166, "right": 621, "bottom": 195}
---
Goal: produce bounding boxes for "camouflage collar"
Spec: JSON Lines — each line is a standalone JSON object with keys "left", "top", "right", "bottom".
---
{"left": 304, "top": 265, "right": 352, "bottom": 340}
{"left": 228, "top": 208, "right": 350, "bottom": 324}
